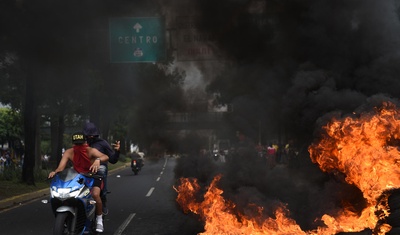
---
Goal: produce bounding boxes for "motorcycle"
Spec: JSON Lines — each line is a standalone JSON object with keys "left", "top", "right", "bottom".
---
{"left": 131, "top": 158, "right": 143, "bottom": 175}
{"left": 50, "top": 167, "right": 102, "bottom": 235}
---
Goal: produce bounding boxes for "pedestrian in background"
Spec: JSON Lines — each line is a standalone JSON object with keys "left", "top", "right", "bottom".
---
{"left": 0, "top": 155, "right": 5, "bottom": 172}
{"left": 266, "top": 143, "right": 277, "bottom": 169}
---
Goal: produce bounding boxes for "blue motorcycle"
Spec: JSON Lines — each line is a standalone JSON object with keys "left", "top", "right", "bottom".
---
{"left": 50, "top": 167, "right": 101, "bottom": 235}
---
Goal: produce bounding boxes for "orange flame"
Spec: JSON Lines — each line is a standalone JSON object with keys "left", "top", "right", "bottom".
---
{"left": 175, "top": 175, "right": 308, "bottom": 234}
{"left": 309, "top": 101, "right": 400, "bottom": 202}
{"left": 175, "top": 101, "right": 400, "bottom": 234}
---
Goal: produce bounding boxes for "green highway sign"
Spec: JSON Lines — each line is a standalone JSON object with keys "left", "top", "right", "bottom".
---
{"left": 109, "top": 17, "right": 165, "bottom": 63}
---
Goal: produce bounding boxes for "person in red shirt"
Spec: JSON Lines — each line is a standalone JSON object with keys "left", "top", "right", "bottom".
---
{"left": 48, "top": 132, "right": 109, "bottom": 233}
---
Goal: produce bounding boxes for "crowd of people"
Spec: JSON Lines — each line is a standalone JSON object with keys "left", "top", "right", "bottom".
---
{"left": 209, "top": 131, "right": 300, "bottom": 169}
{"left": 255, "top": 142, "right": 298, "bottom": 168}
{"left": 0, "top": 151, "right": 13, "bottom": 173}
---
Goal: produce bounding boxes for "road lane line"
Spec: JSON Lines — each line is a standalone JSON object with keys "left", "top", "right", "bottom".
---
{"left": 113, "top": 213, "right": 136, "bottom": 235}
{"left": 146, "top": 187, "right": 155, "bottom": 197}
{"left": 156, "top": 177, "right": 161, "bottom": 181}
{"left": 163, "top": 157, "right": 168, "bottom": 167}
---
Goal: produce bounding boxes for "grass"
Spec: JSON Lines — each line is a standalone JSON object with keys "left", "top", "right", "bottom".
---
{"left": 0, "top": 159, "right": 129, "bottom": 201}
{"left": 0, "top": 180, "right": 49, "bottom": 200}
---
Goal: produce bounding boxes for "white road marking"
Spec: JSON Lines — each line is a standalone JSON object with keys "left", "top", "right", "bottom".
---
{"left": 146, "top": 187, "right": 155, "bottom": 197}
{"left": 113, "top": 213, "right": 136, "bottom": 235}
{"left": 156, "top": 157, "right": 168, "bottom": 182}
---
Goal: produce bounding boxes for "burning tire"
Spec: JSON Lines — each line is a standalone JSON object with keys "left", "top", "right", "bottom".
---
{"left": 382, "top": 189, "right": 400, "bottom": 233}
{"left": 388, "top": 190, "right": 400, "bottom": 211}
{"left": 387, "top": 227, "right": 400, "bottom": 234}
{"left": 386, "top": 210, "right": 400, "bottom": 227}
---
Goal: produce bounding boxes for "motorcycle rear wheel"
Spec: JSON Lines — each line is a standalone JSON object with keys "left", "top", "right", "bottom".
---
{"left": 53, "top": 212, "right": 73, "bottom": 235}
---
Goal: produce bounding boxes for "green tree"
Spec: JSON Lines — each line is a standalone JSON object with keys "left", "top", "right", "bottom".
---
{"left": 0, "top": 0, "right": 185, "bottom": 184}
{"left": 0, "top": 1, "right": 94, "bottom": 184}
{"left": 121, "top": 64, "right": 185, "bottom": 155}
{"left": 0, "top": 107, "right": 23, "bottom": 156}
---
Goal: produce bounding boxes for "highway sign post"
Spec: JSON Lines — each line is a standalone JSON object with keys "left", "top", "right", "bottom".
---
{"left": 174, "top": 16, "right": 221, "bottom": 61}
{"left": 109, "top": 17, "right": 165, "bottom": 63}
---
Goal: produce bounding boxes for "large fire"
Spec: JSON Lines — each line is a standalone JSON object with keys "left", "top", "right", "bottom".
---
{"left": 175, "top": 101, "right": 400, "bottom": 234}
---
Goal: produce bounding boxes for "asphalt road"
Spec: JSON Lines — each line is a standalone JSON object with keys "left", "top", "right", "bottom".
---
{"left": 0, "top": 157, "right": 202, "bottom": 235}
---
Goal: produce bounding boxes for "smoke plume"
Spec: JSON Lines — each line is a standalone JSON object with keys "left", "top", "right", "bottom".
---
{"left": 172, "top": 0, "right": 400, "bottom": 234}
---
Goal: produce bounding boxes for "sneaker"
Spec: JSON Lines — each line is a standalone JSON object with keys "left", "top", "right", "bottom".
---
{"left": 102, "top": 207, "right": 109, "bottom": 216}
{"left": 96, "top": 223, "right": 104, "bottom": 233}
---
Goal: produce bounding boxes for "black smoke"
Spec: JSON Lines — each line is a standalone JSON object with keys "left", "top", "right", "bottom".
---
{"left": 172, "top": 0, "right": 400, "bottom": 233}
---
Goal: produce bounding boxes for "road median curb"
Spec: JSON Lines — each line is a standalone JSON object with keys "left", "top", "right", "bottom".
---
{"left": 0, "top": 188, "right": 49, "bottom": 211}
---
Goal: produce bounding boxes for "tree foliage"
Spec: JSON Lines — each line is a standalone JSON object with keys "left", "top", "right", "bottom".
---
{"left": 107, "top": 63, "right": 186, "bottom": 154}
{"left": 0, "top": 0, "right": 187, "bottom": 183}
{"left": 0, "top": 107, "right": 23, "bottom": 150}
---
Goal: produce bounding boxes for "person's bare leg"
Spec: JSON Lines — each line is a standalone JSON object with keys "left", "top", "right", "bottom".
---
{"left": 92, "top": 187, "right": 104, "bottom": 232}
{"left": 92, "top": 187, "right": 102, "bottom": 215}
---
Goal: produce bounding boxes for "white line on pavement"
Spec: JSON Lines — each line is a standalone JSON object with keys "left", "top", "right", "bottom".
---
{"left": 146, "top": 187, "right": 155, "bottom": 197}
{"left": 163, "top": 157, "right": 168, "bottom": 167}
{"left": 113, "top": 213, "right": 136, "bottom": 235}
{"left": 156, "top": 177, "right": 161, "bottom": 181}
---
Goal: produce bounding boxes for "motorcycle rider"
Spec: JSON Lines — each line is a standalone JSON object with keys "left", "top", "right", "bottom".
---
{"left": 83, "top": 122, "right": 120, "bottom": 215}
{"left": 48, "top": 132, "right": 109, "bottom": 233}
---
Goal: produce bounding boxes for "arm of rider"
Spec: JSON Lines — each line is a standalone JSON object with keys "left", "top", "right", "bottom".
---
{"left": 108, "top": 140, "right": 121, "bottom": 164}
{"left": 112, "top": 141, "right": 121, "bottom": 151}
{"left": 48, "top": 148, "right": 73, "bottom": 178}
{"left": 88, "top": 148, "right": 109, "bottom": 173}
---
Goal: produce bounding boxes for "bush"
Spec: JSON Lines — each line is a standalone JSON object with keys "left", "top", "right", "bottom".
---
{"left": 0, "top": 162, "right": 22, "bottom": 180}
{"left": 118, "top": 154, "right": 127, "bottom": 162}
{"left": 0, "top": 165, "right": 49, "bottom": 182}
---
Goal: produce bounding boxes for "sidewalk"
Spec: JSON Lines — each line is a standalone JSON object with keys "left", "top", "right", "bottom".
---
{"left": 0, "top": 163, "right": 129, "bottom": 212}
{"left": 0, "top": 188, "right": 49, "bottom": 211}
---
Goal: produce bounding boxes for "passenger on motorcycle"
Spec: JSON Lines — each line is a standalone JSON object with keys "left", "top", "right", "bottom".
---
{"left": 48, "top": 132, "right": 109, "bottom": 233}
{"left": 83, "top": 122, "right": 120, "bottom": 215}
